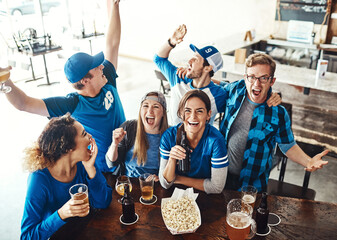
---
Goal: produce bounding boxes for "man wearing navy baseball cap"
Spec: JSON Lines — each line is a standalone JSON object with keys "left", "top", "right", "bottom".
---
{"left": 4, "top": 0, "right": 125, "bottom": 173}
{"left": 154, "top": 24, "right": 227, "bottom": 126}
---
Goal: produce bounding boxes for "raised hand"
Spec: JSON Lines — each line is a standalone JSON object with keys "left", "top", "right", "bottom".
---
{"left": 112, "top": 127, "right": 126, "bottom": 146}
{"left": 170, "top": 24, "right": 187, "bottom": 46}
{"left": 305, "top": 149, "right": 329, "bottom": 172}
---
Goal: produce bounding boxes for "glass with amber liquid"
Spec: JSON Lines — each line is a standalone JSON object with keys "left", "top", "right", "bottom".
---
{"left": 0, "top": 70, "right": 11, "bottom": 93}
{"left": 115, "top": 175, "right": 132, "bottom": 203}
{"left": 139, "top": 173, "right": 157, "bottom": 204}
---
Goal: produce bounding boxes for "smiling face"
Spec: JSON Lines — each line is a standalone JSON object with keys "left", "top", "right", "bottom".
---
{"left": 140, "top": 99, "right": 164, "bottom": 134}
{"left": 186, "top": 53, "right": 205, "bottom": 79}
{"left": 245, "top": 64, "right": 275, "bottom": 104}
{"left": 72, "top": 121, "right": 93, "bottom": 162}
{"left": 182, "top": 97, "right": 211, "bottom": 135}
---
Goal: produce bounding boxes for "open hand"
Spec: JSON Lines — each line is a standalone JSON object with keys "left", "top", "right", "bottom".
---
{"left": 170, "top": 24, "right": 187, "bottom": 46}
{"left": 305, "top": 149, "right": 329, "bottom": 172}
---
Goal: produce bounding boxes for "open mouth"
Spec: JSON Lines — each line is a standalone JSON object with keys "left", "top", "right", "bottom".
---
{"left": 252, "top": 89, "right": 261, "bottom": 97}
{"left": 146, "top": 116, "right": 155, "bottom": 125}
{"left": 188, "top": 121, "right": 199, "bottom": 126}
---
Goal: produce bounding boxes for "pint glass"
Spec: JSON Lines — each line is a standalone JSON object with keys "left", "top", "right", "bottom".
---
{"left": 226, "top": 199, "right": 256, "bottom": 240}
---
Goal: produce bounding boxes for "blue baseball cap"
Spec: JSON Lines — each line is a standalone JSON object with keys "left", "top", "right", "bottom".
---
{"left": 64, "top": 51, "right": 104, "bottom": 83}
{"left": 189, "top": 44, "right": 223, "bottom": 73}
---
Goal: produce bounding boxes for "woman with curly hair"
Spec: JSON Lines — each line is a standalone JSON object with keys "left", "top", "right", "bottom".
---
{"left": 21, "top": 114, "right": 112, "bottom": 240}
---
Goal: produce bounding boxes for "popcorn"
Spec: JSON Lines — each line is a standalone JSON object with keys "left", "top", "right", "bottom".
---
{"left": 161, "top": 189, "right": 201, "bottom": 235}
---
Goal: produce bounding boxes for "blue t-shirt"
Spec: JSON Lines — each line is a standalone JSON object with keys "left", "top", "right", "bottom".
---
{"left": 160, "top": 123, "right": 228, "bottom": 179}
{"left": 153, "top": 54, "right": 228, "bottom": 125}
{"left": 43, "top": 60, "right": 126, "bottom": 172}
{"left": 125, "top": 133, "right": 161, "bottom": 177}
{"left": 21, "top": 162, "right": 112, "bottom": 240}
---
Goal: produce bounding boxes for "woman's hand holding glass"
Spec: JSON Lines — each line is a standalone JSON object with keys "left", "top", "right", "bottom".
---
{"left": 57, "top": 198, "right": 90, "bottom": 220}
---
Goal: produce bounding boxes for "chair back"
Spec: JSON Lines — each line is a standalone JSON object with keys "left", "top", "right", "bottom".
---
{"left": 154, "top": 70, "right": 171, "bottom": 95}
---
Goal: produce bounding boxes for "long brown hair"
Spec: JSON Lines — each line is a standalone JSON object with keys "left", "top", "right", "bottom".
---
{"left": 133, "top": 92, "right": 168, "bottom": 166}
{"left": 23, "top": 113, "right": 77, "bottom": 172}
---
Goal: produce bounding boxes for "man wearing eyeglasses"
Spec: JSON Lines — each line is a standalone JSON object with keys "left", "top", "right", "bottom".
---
{"left": 220, "top": 53, "right": 329, "bottom": 192}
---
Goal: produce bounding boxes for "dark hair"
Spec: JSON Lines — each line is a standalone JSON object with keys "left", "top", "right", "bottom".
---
{"left": 203, "top": 59, "right": 214, "bottom": 77}
{"left": 72, "top": 72, "right": 93, "bottom": 90}
{"left": 245, "top": 53, "right": 276, "bottom": 77}
{"left": 177, "top": 90, "right": 211, "bottom": 121}
{"left": 23, "top": 113, "right": 77, "bottom": 172}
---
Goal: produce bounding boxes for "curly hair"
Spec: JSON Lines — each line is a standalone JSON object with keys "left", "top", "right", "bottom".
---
{"left": 23, "top": 113, "right": 77, "bottom": 172}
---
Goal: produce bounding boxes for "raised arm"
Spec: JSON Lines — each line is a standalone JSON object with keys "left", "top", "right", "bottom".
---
{"left": 4, "top": 77, "right": 49, "bottom": 117}
{"left": 105, "top": 0, "right": 121, "bottom": 69}
{"left": 106, "top": 127, "right": 126, "bottom": 163}
{"left": 157, "top": 24, "right": 187, "bottom": 58}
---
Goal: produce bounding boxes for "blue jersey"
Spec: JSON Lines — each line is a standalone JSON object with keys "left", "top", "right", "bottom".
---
{"left": 43, "top": 60, "right": 125, "bottom": 172}
{"left": 160, "top": 123, "right": 228, "bottom": 179}
{"left": 21, "top": 162, "right": 112, "bottom": 240}
{"left": 125, "top": 133, "right": 161, "bottom": 177}
{"left": 153, "top": 54, "right": 228, "bottom": 125}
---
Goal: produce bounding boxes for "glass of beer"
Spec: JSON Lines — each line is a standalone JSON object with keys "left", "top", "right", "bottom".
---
{"left": 139, "top": 173, "right": 157, "bottom": 205}
{"left": 0, "top": 70, "right": 12, "bottom": 93}
{"left": 69, "top": 183, "right": 89, "bottom": 217}
{"left": 241, "top": 185, "right": 257, "bottom": 212}
{"left": 115, "top": 175, "right": 132, "bottom": 203}
{"left": 226, "top": 199, "right": 256, "bottom": 240}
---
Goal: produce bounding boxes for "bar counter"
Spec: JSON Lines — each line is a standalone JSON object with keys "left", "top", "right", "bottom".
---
{"left": 51, "top": 175, "right": 337, "bottom": 240}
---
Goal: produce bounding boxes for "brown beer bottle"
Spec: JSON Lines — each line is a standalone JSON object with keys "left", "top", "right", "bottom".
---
{"left": 255, "top": 192, "right": 269, "bottom": 234}
{"left": 121, "top": 184, "right": 137, "bottom": 223}
{"left": 178, "top": 130, "right": 191, "bottom": 173}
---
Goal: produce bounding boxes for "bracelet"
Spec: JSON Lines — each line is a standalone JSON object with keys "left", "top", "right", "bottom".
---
{"left": 168, "top": 38, "right": 176, "bottom": 48}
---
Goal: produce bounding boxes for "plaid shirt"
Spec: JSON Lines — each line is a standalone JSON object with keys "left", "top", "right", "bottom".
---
{"left": 220, "top": 79, "right": 295, "bottom": 192}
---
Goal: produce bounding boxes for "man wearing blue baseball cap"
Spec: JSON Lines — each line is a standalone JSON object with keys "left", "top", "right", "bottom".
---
{"left": 4, "top": 0, "right": 125, "bottom": 173}
{"left": 154, "top": 24, "right": 227, "bottom": 126}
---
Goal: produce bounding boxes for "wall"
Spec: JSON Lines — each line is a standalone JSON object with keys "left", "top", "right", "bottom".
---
{"left": 118, "top": 0, "right": 278, "bottom": 60}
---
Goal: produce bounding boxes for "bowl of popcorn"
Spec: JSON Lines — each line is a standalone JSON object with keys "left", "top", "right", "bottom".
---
{"left": 161, "top": 188, "right": 201, "bottom": 235}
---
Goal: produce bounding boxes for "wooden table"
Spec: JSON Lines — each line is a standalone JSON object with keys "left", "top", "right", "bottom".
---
{"left": 51, "top": 175, "right": 337, "bottom": 240}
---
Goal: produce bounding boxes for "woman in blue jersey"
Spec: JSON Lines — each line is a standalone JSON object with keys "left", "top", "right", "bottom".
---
{"left": 21, "top": 114, "right": 112, "bottom": 240}
{"left": 159, "top": 90, "right": 228, "bottom": 194}
{"left": 106, "top": 91, "right": 168, "bottom": 179}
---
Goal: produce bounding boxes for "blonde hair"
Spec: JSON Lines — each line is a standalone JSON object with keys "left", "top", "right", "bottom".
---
{"left": 133, "top": 92, "right": 168, "bottom": 166}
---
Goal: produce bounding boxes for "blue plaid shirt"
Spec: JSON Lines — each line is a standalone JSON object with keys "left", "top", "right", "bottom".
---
{"left": 220, "top": 79, "right": 295, "bottom": 192}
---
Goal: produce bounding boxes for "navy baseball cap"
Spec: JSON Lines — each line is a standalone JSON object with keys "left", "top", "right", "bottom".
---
{"left": 189, "top": 44, "right": 223, "bottom": 73}
{"left": 64, "top": 51, "right": 104, "bottom": 83}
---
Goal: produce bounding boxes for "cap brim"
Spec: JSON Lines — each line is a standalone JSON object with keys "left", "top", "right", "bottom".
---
{"left": 91, "top": 51, "right": 105, "bottom": 70}
{"left": 190, "top": 44, "right": 205, "bottom": 60}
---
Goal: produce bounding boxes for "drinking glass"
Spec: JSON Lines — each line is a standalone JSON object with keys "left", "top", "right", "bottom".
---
{"left": 241, "top": 185, "right": 257, "bottom": 211}
{"left": 115, "top": 175, "right": 132, "bottom": 203}
{"left": 139, "top": 173, "right": 157, "bottom": 205}
{"left": 226, "top": 198, "right": 256, "bottom": 240}
{"left": 69, "top": 183, "right": 89, "bottom": 217}
{"left": 0, "top": 70, "right": 12, "bottom": 93}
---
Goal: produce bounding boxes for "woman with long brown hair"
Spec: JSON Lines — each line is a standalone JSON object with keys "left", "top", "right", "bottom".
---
{"left": 106, "top": 91, "right": 168, "bottom": 178}
{"left": 21, "top": 114, "right": 112, "bottom": 240}
{"left": 159, "top": 90, "right": 228, "bottom": 194}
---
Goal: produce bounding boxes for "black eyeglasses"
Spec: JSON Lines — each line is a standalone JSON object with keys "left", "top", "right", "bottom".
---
{"left": 245, "top": 75, "right": 272, "bottom": 84}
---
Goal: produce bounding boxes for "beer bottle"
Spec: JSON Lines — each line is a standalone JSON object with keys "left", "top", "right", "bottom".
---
{"left": 178, "top": 130, "right": 191, "bottom": 173}
{"left": 121, "top": 184, "right": 137, "bottom": 223}
{"left": 255, "top": 192, "right": 269, "bottom": 234}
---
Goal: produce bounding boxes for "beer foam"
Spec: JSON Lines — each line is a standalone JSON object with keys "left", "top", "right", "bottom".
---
{"left": 242, "top": 194, "right": 255, "bottom": 203}
{"left": 227, "top": 212, "right": 250, "bottom": 229}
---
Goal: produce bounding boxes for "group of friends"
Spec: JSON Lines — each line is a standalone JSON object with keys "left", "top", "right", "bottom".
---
{"left": 0, "top": 1, "right": 329, "bottom": 239}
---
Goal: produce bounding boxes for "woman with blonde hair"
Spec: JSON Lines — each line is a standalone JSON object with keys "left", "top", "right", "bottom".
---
{"left": 106, "top": 91, "right": 168, "bottom": 178}
{"left": 21, "top": 114, "right": 112, "bottom": 240}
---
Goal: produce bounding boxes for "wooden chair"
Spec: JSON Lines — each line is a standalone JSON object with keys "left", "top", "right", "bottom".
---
{"left": 267, "top": 102, "right": 319, "bottom": 200}
{"left": 154, "top": 70, "right": 170, "bottom": 96}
